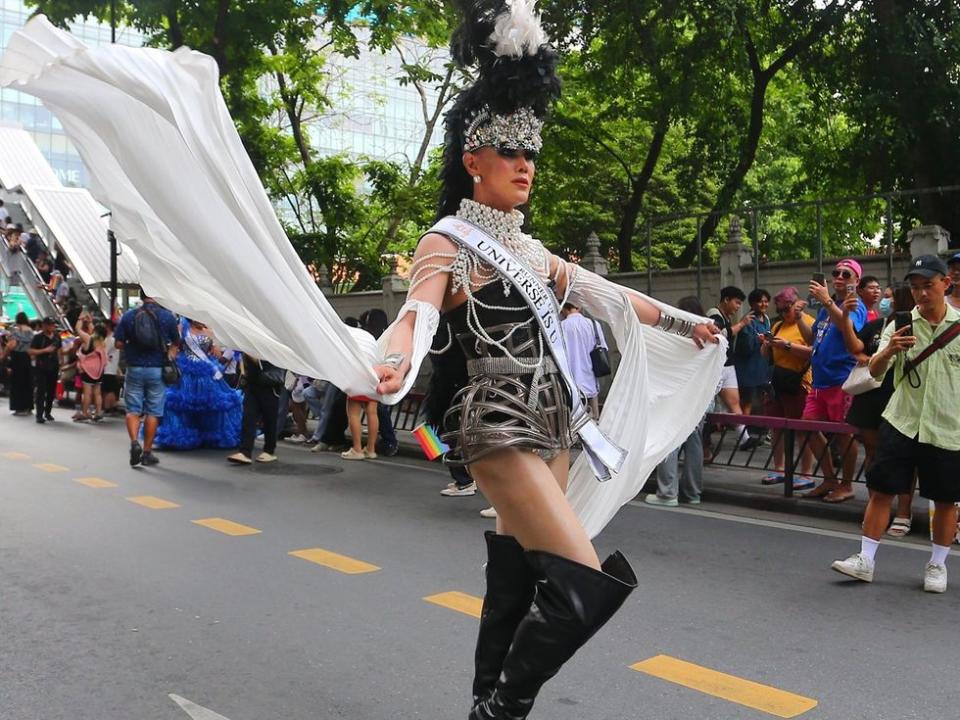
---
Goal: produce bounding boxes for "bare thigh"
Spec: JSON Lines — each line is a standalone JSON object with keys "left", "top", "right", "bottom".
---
{"left": 471, "top": 448, "right": 599, "bottom": 570}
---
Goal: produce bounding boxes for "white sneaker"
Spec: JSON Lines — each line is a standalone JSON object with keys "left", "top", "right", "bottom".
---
{"left": 441, "top": 482, "right": 477, "bottom": 497}
{"left": 643, "top": 494, "right": 679, "bottom": 507}
{"left": 310, "top": 442, "right": 332, "bottom": 453}
{"left": 341, "top": 448, "right": 366, "bottom": 461}
{"left": 256, "top": 452, "right": 278, "bottom": 463}
{"left": 831, "top": 552, "right": 875, "bottom": 582}
{"left": 285, "top": 434, "right": 307, "bottom": 444}
{"left": 923, "top": 562, "right": 947, "bottom": 593}
{"left": 480, "top": 506, "right": 498, "bottom": 519}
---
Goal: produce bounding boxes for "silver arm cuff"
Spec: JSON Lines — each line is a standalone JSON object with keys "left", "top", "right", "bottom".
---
{"left": 655, "top": 310, "right": 697, "bottom": 338}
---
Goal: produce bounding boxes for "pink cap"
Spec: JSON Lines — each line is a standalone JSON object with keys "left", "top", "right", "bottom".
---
{"left": 835, "top": 258, "right": 862, "bottom": 278}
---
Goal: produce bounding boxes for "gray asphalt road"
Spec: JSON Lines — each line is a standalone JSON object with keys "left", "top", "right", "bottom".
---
{"left": 1, "top": 410, "right": 957, "bottom": 720}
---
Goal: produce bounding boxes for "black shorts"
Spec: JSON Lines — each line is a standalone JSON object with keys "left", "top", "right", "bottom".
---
{"left": 866, "top": 421, "right": 960, "bottom": 503}
{"left": 80, "top": 371, "right": 101, "bottom": 386}
{"left": 102, "top": 374, "right": 120, "bottom": 395}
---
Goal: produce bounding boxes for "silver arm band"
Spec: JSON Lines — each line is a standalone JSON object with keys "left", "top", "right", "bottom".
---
{"left": 382, "top": 352, "right": 406, "bottom": 370}
{"left": 655, "top": 310, "right": 697, "bottom": 338}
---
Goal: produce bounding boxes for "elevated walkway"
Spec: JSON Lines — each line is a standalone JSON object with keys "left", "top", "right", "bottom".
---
{"left": 0, "top": 124, "right": 139, "bottom": 322}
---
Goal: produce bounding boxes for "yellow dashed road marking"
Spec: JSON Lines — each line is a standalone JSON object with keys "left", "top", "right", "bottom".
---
{"left": 2, "top": 452, "right": 30, "bottom": 460}
{"left": 127, "top": 495, "right": 179, "bottom": 510}
{"left": 34, "top": 463, "right": 68, "bottom": 473}
{"left": 424, "top": 591, "right": 483, "bottom": 618}
{"left": 630, "top": 655, "right": 818, "bottom": 718}
{"left": 289, "top": 548, "right": 380, "bottom": 575}
{"left": 192, "top": 518, "right": 261, "bottom": 536}
{"left": 74, "top": 477, "right": 117, "bottom": 488}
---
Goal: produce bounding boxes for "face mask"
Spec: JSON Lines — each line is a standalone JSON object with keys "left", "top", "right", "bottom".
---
{"left": 878, "top": 297, "right": 893, "bottom": 318}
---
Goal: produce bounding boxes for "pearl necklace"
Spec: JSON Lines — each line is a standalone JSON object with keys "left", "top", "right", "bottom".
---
{"left": 456, "top": 199, "right": 546, "bottom": 273}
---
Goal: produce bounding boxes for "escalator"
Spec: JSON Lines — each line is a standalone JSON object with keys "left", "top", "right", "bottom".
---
{"left": 0, "top": 228, "right": 66, "bottom": 326}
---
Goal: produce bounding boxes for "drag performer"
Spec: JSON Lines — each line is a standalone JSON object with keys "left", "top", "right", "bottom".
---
{"left": 371, "top": 2, "right": 721, "bottom": 717}
{"left": 155, "top": 318, "right": 243, "bottom": 450}
{"left": 0, "top": 10, "right": 725, "bottom": 717}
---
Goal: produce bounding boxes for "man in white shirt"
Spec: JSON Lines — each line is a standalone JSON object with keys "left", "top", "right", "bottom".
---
{"left": 560, "top": 303, "right": 607, "bottom": 419}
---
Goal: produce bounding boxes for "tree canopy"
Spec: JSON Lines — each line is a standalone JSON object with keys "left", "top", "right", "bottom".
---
{"left": 28, "top": 0, "right": 960, "bottom": 284}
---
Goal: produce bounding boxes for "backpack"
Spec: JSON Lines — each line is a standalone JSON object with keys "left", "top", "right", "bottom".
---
{"left": 133, "top": 306, "right": 164, "bottom": 350}
{"left": 77, "top": 345, "right": 106, "bottom": 380}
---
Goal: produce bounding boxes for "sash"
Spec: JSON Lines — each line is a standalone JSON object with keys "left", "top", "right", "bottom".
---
{"left": 431, "top": 216, "right": 627, "bottom": 480}
{"left": 183, "top": 327, "right": 223, "bottom": 380}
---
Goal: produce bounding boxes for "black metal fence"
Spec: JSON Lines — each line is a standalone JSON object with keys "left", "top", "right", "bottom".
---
{"left": 639, "top": 185, "right": 960, "bottom": 299}
{"left": 706, "top": 412, "right": 866, "bottom": 498}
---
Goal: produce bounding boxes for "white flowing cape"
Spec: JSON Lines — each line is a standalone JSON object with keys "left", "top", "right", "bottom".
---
{"left": 0, "top": 16, "right": 725, "bottom": 538}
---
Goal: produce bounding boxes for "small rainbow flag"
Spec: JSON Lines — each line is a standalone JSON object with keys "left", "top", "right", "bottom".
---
{"left": 412, "top": 423, "right": 449, "bottom": 461}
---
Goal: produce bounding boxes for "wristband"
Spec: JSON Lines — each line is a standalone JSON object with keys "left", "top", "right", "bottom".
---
{"left": 655, "top": 310, "right": 696, "bottom": 338}
{"left": 382, "top": 352, "right": 406, "bottom": 370}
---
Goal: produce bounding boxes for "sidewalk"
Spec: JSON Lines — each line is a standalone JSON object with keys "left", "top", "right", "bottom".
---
{"left": 388, "top": 430, "right": 934, "bottom": 535}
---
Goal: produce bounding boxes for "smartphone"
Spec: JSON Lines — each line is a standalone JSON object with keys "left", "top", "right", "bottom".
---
{"left": 812, "top": 272, "right": 826, "bottom": 285}
{"left": 894, "top": 311, "right": 912, "bottom": 332}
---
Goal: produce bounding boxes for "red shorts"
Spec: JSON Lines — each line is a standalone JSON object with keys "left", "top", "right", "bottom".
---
{"left": 802, "top": 385, "right": 852, "bottom": 423}
{"left": 348, "top": 395, "right": 376, "bottom": 403}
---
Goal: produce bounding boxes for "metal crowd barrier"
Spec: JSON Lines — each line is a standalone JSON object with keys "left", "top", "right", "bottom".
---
{"left": 706, "top": 412, "right": 865, "bottom": 498}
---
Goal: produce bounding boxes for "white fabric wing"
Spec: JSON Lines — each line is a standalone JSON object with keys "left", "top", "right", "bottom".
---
{"left": 566, "top": 268, "right": 726, "bottom": 538}
{"left": 0, "top": 16, "right": 726, "bottom": 537}
{"left": 0, "top": 16, "right": 437, "bottom": 401}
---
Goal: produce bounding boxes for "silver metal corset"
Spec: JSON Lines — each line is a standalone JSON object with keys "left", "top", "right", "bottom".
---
{"left": 442, "top": 323, "right": 586, "bottom": 466}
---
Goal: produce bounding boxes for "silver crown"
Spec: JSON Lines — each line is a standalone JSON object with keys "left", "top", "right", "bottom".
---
{"left": 463, "top": 105, "right": 543, "bottom": 153}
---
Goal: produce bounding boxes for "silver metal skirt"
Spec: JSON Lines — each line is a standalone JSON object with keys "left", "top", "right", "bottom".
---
{"left": 441, "top": 323, "right": 587, "bottom": 466}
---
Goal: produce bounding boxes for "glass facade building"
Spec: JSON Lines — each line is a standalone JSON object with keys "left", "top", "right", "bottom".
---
{"left": 310, "top": 30, "right": 449, "bottom": 164}
{"left": 0, "top": 1, "right": 142, "bottom": 187}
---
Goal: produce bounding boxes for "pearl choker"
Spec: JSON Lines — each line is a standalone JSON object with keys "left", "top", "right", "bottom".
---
{"left": 456, "top": 199, "right": 545, "bottom": 272}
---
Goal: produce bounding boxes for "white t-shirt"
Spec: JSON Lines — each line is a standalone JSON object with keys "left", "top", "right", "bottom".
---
{"left": 103, "top": 335, "right": 120, "bottom": 375}
{"left": 561, "top": 313, "right": 607, "bottom": 399}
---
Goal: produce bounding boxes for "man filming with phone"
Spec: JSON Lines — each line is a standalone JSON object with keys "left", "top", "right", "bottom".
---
{"left": 832, "top": 255, "right": 960, "bottom": 592}
{"left": 801, "top": 258, "right": 867, "bottom": 503}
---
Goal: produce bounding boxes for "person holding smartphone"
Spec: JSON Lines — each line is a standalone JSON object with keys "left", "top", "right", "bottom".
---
{"left": 832, "top": 255, "right": 960, "bottom": 592}
{"left": 801, "top": 258, "right": 868, "bottom": 503}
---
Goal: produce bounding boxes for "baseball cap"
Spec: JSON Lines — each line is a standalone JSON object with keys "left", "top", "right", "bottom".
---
{"left": 904, "top": 254, "right": 949, "bottom": 280}
{"left": 947, "top": 252, "right": 960, "bottom": 266}
{"left": 41, "top": 316, "right": 56, "bottom": 325}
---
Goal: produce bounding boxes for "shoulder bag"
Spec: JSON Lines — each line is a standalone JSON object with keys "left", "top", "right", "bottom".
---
{"left": 143, "top": 307, "right": 181, "bottom": 386}
{"left": 769, "top": 321, "right": 809, "bottom": 395}
{"left": 589, "top": 318, "right": 611, "bottom": 378}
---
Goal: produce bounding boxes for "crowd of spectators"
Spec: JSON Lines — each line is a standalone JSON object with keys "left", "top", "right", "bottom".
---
{"left": 4, "top": 249, "right": 960, "bottom": 586}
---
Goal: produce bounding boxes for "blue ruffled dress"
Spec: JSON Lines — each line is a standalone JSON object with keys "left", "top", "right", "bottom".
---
{"left": 156, "top": 331, "right": 242, "bottom": 449}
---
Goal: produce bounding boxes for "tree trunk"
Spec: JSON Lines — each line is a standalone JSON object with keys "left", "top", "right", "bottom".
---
{"left": 615, "top": 114, "right": 669, "bottom": 272}
{"left": 674, "top": 74, "right": 769, "bottom": 269}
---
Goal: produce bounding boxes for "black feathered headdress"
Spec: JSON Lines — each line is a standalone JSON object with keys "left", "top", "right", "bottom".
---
{"left": 437, "top": 0, "right": 561, "bottom": 218}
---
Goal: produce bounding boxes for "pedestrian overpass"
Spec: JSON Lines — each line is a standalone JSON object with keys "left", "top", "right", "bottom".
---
{"left": 0, "top": 124, "right": 139, "bottom": 326}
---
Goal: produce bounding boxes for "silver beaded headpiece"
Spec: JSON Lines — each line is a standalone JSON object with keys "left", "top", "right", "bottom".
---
{"left": 462, "top": 105, "right": 543, "bottom": 154}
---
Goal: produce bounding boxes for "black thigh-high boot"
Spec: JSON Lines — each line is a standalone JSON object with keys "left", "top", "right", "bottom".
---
{"left": 472, "top": 532, "right": 536, "bottom": 706}
{"left": 469, "top": 550, "right": 638, "bottom": 720}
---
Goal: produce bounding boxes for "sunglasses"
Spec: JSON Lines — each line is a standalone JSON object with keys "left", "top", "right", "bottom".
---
{"left": 496, "top": 147, "right": 538, "bottom": 161}
{"left": 831, "top": 269, "right": 854, "bottom": 279}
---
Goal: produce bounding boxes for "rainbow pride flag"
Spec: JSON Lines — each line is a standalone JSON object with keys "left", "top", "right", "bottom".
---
{"left": 412, "top": 423, "right": 449, "bottom": 461}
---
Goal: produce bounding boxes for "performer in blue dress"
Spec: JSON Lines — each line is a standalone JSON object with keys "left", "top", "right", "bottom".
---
{"left": 156, "top": 318, "right": 243, "bottom": 449}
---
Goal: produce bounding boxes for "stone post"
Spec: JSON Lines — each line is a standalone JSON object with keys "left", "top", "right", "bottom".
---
{"left": 719, "top": 216, "right": 753, "bottom": 291}
{"left": 580, "top": 231, "right": 608, "bottom": 276}
{"left": 317, "top": 264, "right": 334, "bottom": 297}
{"left": 381, "top": 254, "right": 408, "bottom": 319}
{"left": 907, "top": 225, "right": 950, "bottom": 258}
